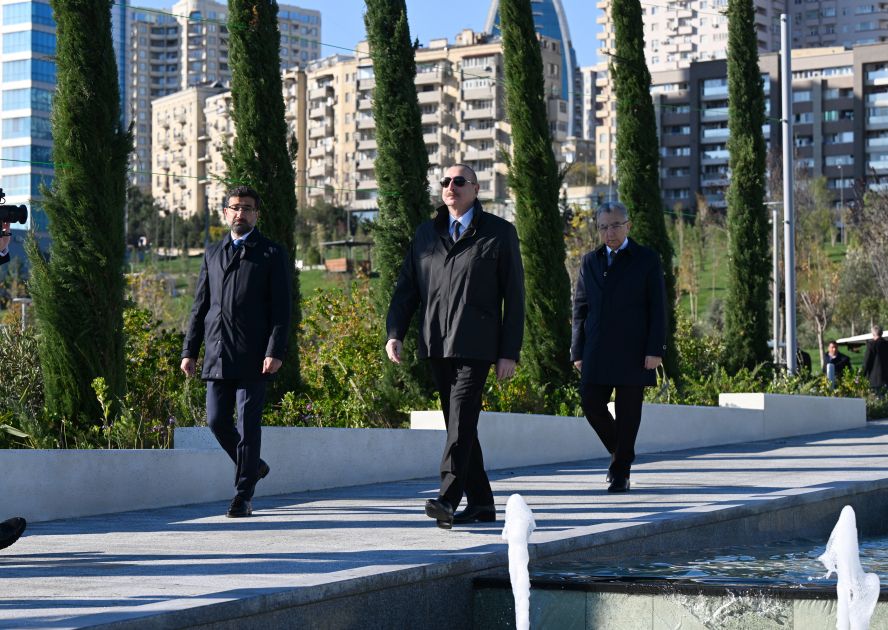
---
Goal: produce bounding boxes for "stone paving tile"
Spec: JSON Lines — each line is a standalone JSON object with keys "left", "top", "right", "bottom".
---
{"left": 2, "top": 422, "right": 888, "bottom": 629}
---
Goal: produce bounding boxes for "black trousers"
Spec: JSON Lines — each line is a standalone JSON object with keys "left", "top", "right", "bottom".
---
{"left": 428, "top": 358, "right": 494, "bottom": 510}
{"left": 206, "top": 379, "right": 267, "bottom": 500}
{"left": 580, "top": 384, "right": 645, "bottom": 479}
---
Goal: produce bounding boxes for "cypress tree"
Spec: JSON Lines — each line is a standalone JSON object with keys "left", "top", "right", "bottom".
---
{"left": 225, "top": 0, "right": 300, "bottom": 392}
{"left": 723, "top": 0, "right": 770, "bottom": 370}
{"left": 611, "top": 0, "right": 679, "bottom": 379}
{"left": 499, "top": 0, "right": 572, "bottom": 389}
{"left": 364, "top": 0, "right": 433, "bottom": 401}
{"left": 26, "top": 0, "right": 131, "bottom": 423}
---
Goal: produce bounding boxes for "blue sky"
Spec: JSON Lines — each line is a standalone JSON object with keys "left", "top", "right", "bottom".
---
{"left": 136, "top": 1, "right": 600, "bottom": 67}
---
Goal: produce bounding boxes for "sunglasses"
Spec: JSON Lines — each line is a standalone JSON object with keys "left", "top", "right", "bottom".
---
{"left": 440, "top": 176, "right": 476, "bottom": 188}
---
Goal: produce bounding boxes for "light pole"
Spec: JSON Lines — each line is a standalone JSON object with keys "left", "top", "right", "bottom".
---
{"left": 838, "top": 164, "right": 845, "bottom": 245}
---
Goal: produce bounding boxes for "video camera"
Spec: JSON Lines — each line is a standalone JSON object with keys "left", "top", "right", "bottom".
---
{"left": 0, "top": 188, "right": 28, "bottom": 236}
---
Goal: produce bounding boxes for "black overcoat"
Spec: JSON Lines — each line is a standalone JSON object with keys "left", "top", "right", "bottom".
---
{"left": 863, "top": 337, "right": 888, "bottom": 388}
{"left": 386, "top": 200, "right": 525, "bottom": 363}
{"left": 182, "top": 229, "right": 291, "bottom": 380}
{"left": 570, "top": 238, "right": 667, "bottom": 386}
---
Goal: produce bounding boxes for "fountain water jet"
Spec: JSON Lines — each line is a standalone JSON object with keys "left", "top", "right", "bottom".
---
{"left": 818, "top": 505, "right": 880, "bottom": 630}
{"left": 502, "top": 494, "right": 536, "bottom": 630}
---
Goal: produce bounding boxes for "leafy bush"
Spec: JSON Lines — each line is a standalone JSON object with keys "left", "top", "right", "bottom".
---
{"left": 270, "top": 282, "right": 429, "bottom": 428}
{"left": 0, "top": 307, "right": 204, "bottom": 448}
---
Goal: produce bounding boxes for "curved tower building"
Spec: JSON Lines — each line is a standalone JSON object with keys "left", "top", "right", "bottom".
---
{"left": 484, "top": 0, "right": 579, "bottom": 137}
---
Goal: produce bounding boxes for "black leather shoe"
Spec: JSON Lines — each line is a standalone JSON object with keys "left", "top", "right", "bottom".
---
{"left": 258, "top": 461, "right": 270, "bottom": 480}
{"left": 453, "top": 504, "right": 496, "bottom": 524}
{"left": 607, "top": 477, "right": 630, "bottom": 493}
{"left": 425, "top": 498, "right": 454, "bottom": 529}
{"left": 0, "top": 517, "right": 26, "bottom": 550}
{"left": 226, "top": 496, "right": 252, "bottom": 518}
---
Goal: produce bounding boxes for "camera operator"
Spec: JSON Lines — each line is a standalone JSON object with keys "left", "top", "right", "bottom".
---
{"left": 0, "top": 216, "right": 27, "bottom": 549}
{"left": 0, "top": 221, "right": 10, "bottom": 265}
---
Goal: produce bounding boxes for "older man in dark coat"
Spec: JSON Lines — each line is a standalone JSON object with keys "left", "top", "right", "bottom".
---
{"left": 181, "top": 186, "right": 291, "bottom": 518}
{"left": 864, "top": 325, "right": 888, "bottom": 394}
{"left": 571, "top": 201, "right": 667, "bottom": 493}
{"left": 386, "top": 163, "right": 525, "bottom": 529}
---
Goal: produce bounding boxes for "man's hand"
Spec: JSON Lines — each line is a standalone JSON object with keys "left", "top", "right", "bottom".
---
{"left": 263, "top": 357, "right": 282, "bottom": 374}
{"left": 644, "top": 356, "right": 662, "bottom": 370}
{"left": 385, "top": 339, "right": 402, "bottom": 364}
{"left": 573, "top": 360, "right": 582, "bottom": 371}
{"left": 496, "top": 358, "right": 516, "bottom": 380}
{"left": 180, "top": 357, "right": 195, "bottom": 377}
{"left": 0, "top": 222, "right": 10, "bottom": 253}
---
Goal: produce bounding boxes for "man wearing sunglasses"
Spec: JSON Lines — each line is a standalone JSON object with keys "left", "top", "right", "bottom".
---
{"left": 181, "top": 185, "right": 291, "bottom": 518}
{"left": 570, "top": 201, "right": 666, "bottom": 493}
{"left": 386, "top": 164, "right": 525, "bottom": 529}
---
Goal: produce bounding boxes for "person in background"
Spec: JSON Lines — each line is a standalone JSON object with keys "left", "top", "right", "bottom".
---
{"left": 863, "top": 325, "right": 888, "bottom": 396}
{"left": 823, "top": 340, "right": 851, "bottom": 383}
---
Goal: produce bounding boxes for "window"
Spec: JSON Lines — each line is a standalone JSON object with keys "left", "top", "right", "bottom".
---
{"left": 1, "top": 87, "right": 52, "bottom": 111}
{"left": 793, "top": 90, "right": 812, "bottom": 102}
{"left": 2, "top": 59, "right": 55, "bottom": 83}
{"left": 3, "top": 2, "right": 55, "bottom": 27}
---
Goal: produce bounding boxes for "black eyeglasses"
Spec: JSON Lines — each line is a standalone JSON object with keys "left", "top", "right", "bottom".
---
{"left": 440, "top": 176, "right": 476, "bottom": 188}
{"left": 226, "top": 205, "right": 257, "bottom": 213}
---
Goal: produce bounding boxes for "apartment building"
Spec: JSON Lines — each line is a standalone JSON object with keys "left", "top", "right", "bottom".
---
{"left": 126, "top": 0, "right": 320, "bottom": 190}
{"left": 303, "top": 29, "right": 568, "bottom": 218}
{"left": 593, "top": 0, "right": 888, "bottom": 191}
{"left": 484, "top": 0, "right": 580, "bottom": 138}
{"left": 650, "top": 43, "right": 888, "bottom": 214}
{"left": 199, "top": 67, "right": 308, "bottom": 215}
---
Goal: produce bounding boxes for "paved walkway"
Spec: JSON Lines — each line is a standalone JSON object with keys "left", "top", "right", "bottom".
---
{"left": 3, "top": 422, "right": 888, "bottom": 629}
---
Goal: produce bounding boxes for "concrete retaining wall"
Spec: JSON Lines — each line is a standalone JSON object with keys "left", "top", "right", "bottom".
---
{"left": 1, "top": 394, "right": 865, "bottom": 523}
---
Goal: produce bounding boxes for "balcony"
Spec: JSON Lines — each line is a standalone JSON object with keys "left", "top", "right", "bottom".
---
{"left": 463, "top": 148, "right": 495, "bottom": 161}
{"left": 356, "top": 178, "right": 377, "bottom": 190}
{"left": 309, "top": 105, "right": 330, "bottom": 120}
{"left": 356, "top": 159, "right": 375, "bottom": 171}
{"left": 420, "top": 111, "right": 441, "bottom": 124}
{"left": 358, "top": 98, "right": 373, "bottom": 111}
{"left": 463, "top": 127, "right": 496, "bottom": 141}
{"left": 423, "top": 132, "right": 439, "bottom": 144}
{"left": 700, "top": 175, "right": 729, "bottom": 187}
{"left": 417, "top": 90, "right": 440, "bottom": 104}
{"left": 358, "top": 77, "right": 376, "bottom": 91}
{"left": 308, "top": 146, "right": 327, "bottom": 159}
{"left": 308, "top": 125, "right": 332, "bottom": 139}
{"left": 701, "top": 127, "right": 730, "bottom": 140}
{"left": 309, "top": 85, "right": 334, "bottom": 100}
{"left": 357, "top": 117, "right": 376, "bottom": 130}
{"left": 308, "top": 163, "right": 332, "bottom": 178}
{"left": 701, "top": 149, "right": 729, "bottom": 162}
{"left": 415, "top": 70, "right": 444, "bottom": 86}
{"left": 357, "top": 139, "right": 377, "bottom": 151}
{"left": 463, "top": 87, "right": 495, "bottom": 101}
{"left": 463, "top": 107, "right": 494, "bottom": 121}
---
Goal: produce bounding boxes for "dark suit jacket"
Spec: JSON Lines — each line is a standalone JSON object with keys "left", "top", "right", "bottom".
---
{"left": 0, "top": 252, "right": 8, "bottom": 266}
{"left": 386, "top": 199, "right": 525, "bottom": 363}
{"left": 823, "top": 351, "right": 851, "bottom": 378}
{"left": 863, "top": 337, "right": 888, "bottom": 388}
{"left": 182, "top": 229, "right": 291, "bottom": 380}
{"left": 571, "top": 238, "right": 667, "bottom": 387}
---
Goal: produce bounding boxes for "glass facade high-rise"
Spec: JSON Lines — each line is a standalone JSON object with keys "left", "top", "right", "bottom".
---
{"left": 0, "top": 0, "right": 58, "bottom": 231}
{"left": 0, "top": 0, "right": 321, "bottom": 231}
{"left": 484, "top": 0, "right": 579, "bottom": 137}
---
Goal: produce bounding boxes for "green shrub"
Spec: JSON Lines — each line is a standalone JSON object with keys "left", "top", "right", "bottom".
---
{"left": 271, "top": 282, "right": 430, "bottom": 428}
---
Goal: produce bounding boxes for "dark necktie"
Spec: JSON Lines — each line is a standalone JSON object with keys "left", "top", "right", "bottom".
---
{"left": 608, "top": 249, "right": 617, "bottom": 267}
{"left": 232, "top": 238, "right": 244, "bottom": 249}
{"left": 452, "top": 222, "right": 462, "bottom": 242}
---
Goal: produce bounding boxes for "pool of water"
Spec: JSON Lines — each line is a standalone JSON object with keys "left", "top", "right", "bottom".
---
{"left": 528, "top": 535, "right": 888, "bottom": 592}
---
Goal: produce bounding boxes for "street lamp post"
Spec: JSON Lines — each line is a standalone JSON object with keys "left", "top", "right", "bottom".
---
{"left": 838, "top": 164, "right": 845, "bottom": 245}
